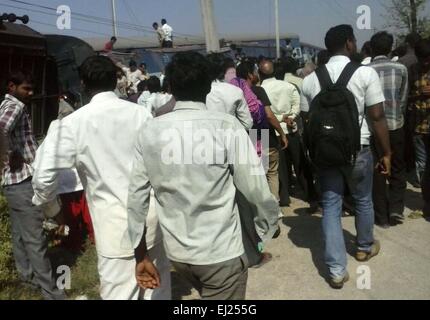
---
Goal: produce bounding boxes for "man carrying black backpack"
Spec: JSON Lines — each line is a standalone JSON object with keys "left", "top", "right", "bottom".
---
{"left": 301, "top": 25, "right": 392, "bottom": 289}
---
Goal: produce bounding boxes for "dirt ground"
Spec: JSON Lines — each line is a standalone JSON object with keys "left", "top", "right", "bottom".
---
{"left": 172, "top": 184, "right": 430, "bottom": 300}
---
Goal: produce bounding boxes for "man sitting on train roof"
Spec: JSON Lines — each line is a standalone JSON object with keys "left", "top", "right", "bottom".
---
{"left": 103, "top": 36, "right": 117, "bottom": 53}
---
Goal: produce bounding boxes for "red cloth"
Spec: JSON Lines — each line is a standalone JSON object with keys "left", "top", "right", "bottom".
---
{"left": 60, "top": 191, "right": 95, "bottom": 252}
{"left": 104, "top": 41, "right": 113, "bottom": 52}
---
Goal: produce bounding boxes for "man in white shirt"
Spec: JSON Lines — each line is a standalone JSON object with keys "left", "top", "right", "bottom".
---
{"left": 260, "top": 60, "right": 301, "bottom": 207}
{"left": 281, "top": 58, "right": 320, "bottom": 212}
{"left": 122, "top": 60, "right": 146, "bottom": 95}
{"left": 32, "top": 56, "right": 171, "bottom": 300}
{"left": 161, "top": 18, "right": 173, "bottom": 48}
{"left": 127, "top": 52, "right": 279, "bottom": 300}
{"left": 153, "top": 22, "right": 165, "bottom": 47}
{"left": 53, "top": 97, "right": 94, "bottom": 252}
{"left": 301, "top": 25, "right": 392, "bottom": 289}
{"left": 138, "top": 76, "right": 172, "bottom": 116}
{"left": 206, "top": 53, "right": 253, "bottom": 130}
{"left": 283, "top": 57, "right": 304, "bottom": 92}
{"left": 260, "top": 61, "right": 300, "bottom": 138}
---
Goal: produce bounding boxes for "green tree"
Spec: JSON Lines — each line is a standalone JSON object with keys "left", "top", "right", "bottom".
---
{"left": 383, "top": 0, "right": 430, "bottom": 38}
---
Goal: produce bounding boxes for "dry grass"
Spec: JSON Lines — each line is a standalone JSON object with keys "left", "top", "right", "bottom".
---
{"left": 0, "top": 192, "right": 100, "bottom": 300}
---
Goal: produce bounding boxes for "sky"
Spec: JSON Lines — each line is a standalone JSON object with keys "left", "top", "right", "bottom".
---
{"left": 1, "top": 0, "right": 429, "bottom": 48}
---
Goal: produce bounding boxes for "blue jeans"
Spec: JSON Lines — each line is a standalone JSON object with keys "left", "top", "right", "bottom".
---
{"left": 319, "top": 147, "right": 375, "bottom": 279}
{"left": 414, "top": 135, "right": 427, "bottom": 184}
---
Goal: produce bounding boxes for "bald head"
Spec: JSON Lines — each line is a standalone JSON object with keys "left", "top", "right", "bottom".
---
{"left": 259, "top": 60, "right": 274, "bottom": 76}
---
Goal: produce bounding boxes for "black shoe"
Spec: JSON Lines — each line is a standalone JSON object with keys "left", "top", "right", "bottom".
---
{"left": 272, "top": 226, "right": 281, "bottom": 239}
{"left": 391, "top": 213, "right": 405, "bottom": 221}
{"left": 279, "top": 202, "right": 290, "bottom": 207}
{"left": 390, "top": 215, "right": 404, "bottom": 226}
{"left": 307, "top": 202, "right": 322, "bottom": 215}
{"left": 411, "top": 181, "right": 422, "bottom": 189}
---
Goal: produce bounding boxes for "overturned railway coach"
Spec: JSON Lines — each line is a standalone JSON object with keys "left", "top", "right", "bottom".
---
{"left": 0, "top": 16, "right": 95, "bottom": 138}
{"left": 0, "top": 18, "right": 59, "bottom": 139}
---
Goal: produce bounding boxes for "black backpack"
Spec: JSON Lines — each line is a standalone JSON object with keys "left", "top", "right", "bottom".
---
{"left": 305, "top": 62, "right": 362, "bottom": 169}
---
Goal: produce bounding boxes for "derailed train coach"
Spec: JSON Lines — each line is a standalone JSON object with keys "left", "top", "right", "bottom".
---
{"left": 0, "top": 14, "right": 95, "bottom": 138}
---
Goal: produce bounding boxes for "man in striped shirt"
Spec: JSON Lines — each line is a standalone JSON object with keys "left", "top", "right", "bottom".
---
{"left": 0, "top": 70, "right": 65, "bottom": 300}
{"left": 369, "top": 31, "right": 409, "bottom": 227}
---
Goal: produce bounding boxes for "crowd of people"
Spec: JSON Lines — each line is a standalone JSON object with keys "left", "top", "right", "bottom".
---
{"left": 0, "top": 23, "right": 429, "bottom": 300}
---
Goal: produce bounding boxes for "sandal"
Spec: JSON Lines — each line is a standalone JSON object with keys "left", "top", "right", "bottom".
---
{"left": 408, "top": 211, "right": 424, "bottom": 219}
{"left": 252, "top": 252, "right": 273, "bottom": 269}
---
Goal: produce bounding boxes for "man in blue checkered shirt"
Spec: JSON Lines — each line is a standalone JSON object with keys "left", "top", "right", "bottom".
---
{"left": 369, "top": 31, "right": 409, "bottom": 227}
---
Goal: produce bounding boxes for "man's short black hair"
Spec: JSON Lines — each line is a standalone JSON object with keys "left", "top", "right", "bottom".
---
{"left": 111, "top": 36, "right": 117, "bottom": 42}
{"left": 405, "top": 32, "right": 422, "bottom": 48}
{"left": 7, "top": 69, "right": 33, "bottom": 87}
{"left": 223, "top": 58, "right": 236, "bottom": 73}
{"left": 236, "top": 60, "right": 255, "bottom": 80}
{"left": 147, "top": 76, "right": 161, "bottom": 93}
{"left": 79, "top": 56, "right": 117, "bottom": 92}
{"left": 137, "top": 80, "right": 147, "bottom": 93}
{"left": 283, "top": 57, "right": 299, "bottom": 74}
{"left": 325, "top": 24, "right": 355, "bottom": 54}
{"left": 274, "top": 60, "right": 285, "bottom": 80}
{"left": 370, "top": 31, "right": 394, "bottom": 57}
{"left": 415, "top": 38, "right": 430, "bottom": 60}
{"left": 161, "top": 18, "right": 167, "bottom": 24}
{"left": 361, "top": 41, "right": 372, "bottom": 57}
{"left": 129, "top": 60, "right": 137, "bottom": 68}
{"left": 4, "top": 69, "right": 33, "bottom": 95}
{"left": 165, "top": 51, "right": 211, "bottom": 103}
{"left": 206, "top": 52, "right": 226, "bottom": 81}
{"left": 152, "top": 22, "right": 158, "bottom": 28}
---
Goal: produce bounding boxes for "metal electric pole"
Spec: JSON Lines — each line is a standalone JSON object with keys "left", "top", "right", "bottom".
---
{"left": 111, "top": 0, "right": 118, "bottom": 37}
{"left": 275, "top": 0, "right": 281, "bottom": 59}
{"left": 200, "top": 0, "right": 220, "bottom": 53}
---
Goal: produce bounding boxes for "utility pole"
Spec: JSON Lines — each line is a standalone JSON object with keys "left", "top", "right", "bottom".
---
{"left": 200, "top": 0, "right": 220, "bottom": 53}
{"left": 275, "top": 0, "right": 281, "bottom": 59}
{"left": 111, "top": 0, "right": 118, "bottom": 37}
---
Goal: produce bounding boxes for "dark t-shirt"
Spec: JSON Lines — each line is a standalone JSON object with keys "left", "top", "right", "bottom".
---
{"left": 251, "top": 86, "right": 279, "bottom": 149}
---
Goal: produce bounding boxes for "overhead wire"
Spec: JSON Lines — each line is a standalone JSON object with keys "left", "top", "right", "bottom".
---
{"left": 5, "top": 0, "right": 202, "bottom": 40}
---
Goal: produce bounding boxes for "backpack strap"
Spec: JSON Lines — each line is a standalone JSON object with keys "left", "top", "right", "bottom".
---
{"left": 336, "top": 62, "right": 361, "bottom": 88}
{"left": 289, "top": 81, "right": 301, "bottom": 95}
{"left": 315, "top": 65, "right": 333, "bottom": 90}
